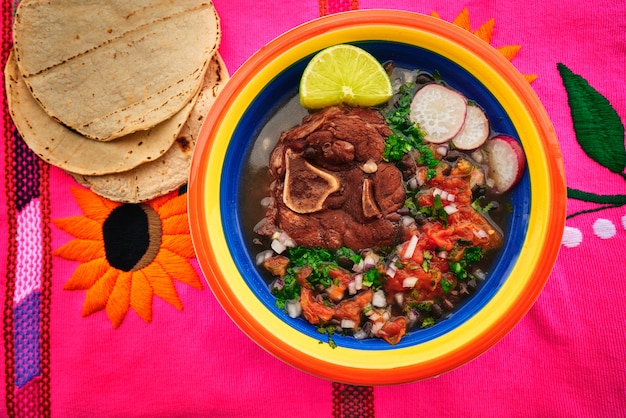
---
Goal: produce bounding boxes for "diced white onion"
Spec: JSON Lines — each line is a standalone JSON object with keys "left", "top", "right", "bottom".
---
{"left": 407, "top": 309, "right": 417, "bottom": 322}
{"left": 353, "top": 329, "right": 368, "bottom": 340}
{"left": 255, "top": 250, "right": 274, "bottom": 266}
{"left": 372, "top": 290, "right": 387, "bottom": 308}
{"left": 407, "top": 177, "right": 418, "bottom": 190}
{"left": 354, "top": 273, "right": 363, "bottom": 290}
{"left": 436, "top": 145, "right": 448, "bottom": 156}
{"left": 447, "top": 194, "right": 456, "bottom": 202}
{"left": 394, "top": 293, "right": 404, "bottom": 306}
{"left": 382, "top": 311, "right": 391, "bottom": 321}
{"left": 440, "top": 190, "right": 449, "bottom": 201}
{"left": 443, "top": 204, "right": 459, "bottom": 215}
{"left": 271, "top": 239, "right": 287, "bottom": 254}
{"left": 363, "top": 252, "right": 380, "bottom": 268}
{"left": 401, "top": 216, "right": 416, "bottom": 227}
{"left": 368, "top": 312, "right": 381, "bottom": 321}
{"left": 260, "top": 196, "right": 274, "bottom": 207}
{"left": 474, "top": 269, "right": 486, "bottom": 280}
{"left": 361, "top": 159, "right": 378, "bottom": 173}
{"left": 471, "top": 149, "right": 484, "bottom": 163}
{"left": 474, "top": 228, "right": 489, "bottom": 239}
{"left": 286, "top": 301, "right": 301, "bottom": 318}
{"left": 371, "top": 321, "right": 384, "bottom": 336}
{"left": 433, "top": 188, "right": 442, "bottom": 197}
{"left": 253, "top": 218, "right": 267, "bottom": 233}
{"left": 348, "top": 280, "right": 357, "bottom": 295}
{"left": 278, "top": 231, "right": 291, "bottom": 243}
{"left": 272, "top": 279, "right": 284, "bottom": 292}
{"left": 352, "top": 259, "right": 365, "bottom": 273}
{"left": 416, "top": 171, "right": 426, "bottom": 186}
{"left": 341, "top": 319, "right": 356, "bottom": 329}
{"left": 402, "top": 276, "right": 418, "bottom": 288}
{"left": 437, "top": 251, "right": 448, "bottom": 259}
{"left": 402, "top": 234, "right": 419, "bottom": 259}
{"left": 386, "top": 264, "right": 397, "bottom": 279}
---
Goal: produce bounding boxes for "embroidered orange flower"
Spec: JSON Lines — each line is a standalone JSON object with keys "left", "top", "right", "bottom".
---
{"left": 431, "top": 8, "right": 537, "bottom": 83}
{"left": 53, "top": 186, "right": 203, "bottom": 328}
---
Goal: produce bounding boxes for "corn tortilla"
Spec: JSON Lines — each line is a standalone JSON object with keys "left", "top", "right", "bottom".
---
{"left": 5, "top": 50, "right": 197, "bottom": 175}
{"left": 70, "top": 53, "right": 229, "bottom": 203}
{"left": 13, "top": 0, "right": 221, "bottom": 141}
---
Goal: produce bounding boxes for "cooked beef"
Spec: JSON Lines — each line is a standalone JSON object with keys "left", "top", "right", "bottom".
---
{"left": 258, "top": 105, "right": 406, "bottom": 251}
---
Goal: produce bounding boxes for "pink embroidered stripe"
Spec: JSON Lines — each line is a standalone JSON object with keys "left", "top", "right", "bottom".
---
{"left": 319, "top": 0, "right": 358, "bottom": 16}
{"left": 2, "top": 0, "right": 52, "bottom": 416}
{"left": 15, "top": 200, "right": 43, "bottom": 304}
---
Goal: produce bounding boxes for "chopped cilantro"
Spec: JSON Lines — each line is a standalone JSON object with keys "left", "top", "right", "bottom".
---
{"left": 362, "top": 268, "right": 385, "bottom": 289}
{"left": 471, "top": 196, "right": 495, "bottom": 213}
{"left": 286, "top": 247, "right": 335, "bottom": 288}
{"left": 464, "top": 246, "right": 484, "bottom": 264}
{"left": 335, "top": 246, "right": 362, "bottom": 265}
{"left": 382, "top": 82, "right": 428, "bottom": 163}
{"left": 317, "top": 325, "right": 338, "bottom": 349}
{"left": 415, "top": 302, "right": 432, "bottom": 312}
{"left": 415, "top": 146, "right": 439, "bottom": 171}
{"left": 383, "top": 134, "right": 419, "bottom": 162}
{"left": 441, "top": 278, "right": 454, "bottom": 293}
{"left": 418, "top": 194, "right": 448, "bottom": 226}
{"left": 288, "top": 246, "right": 334, "bottom": 268}
{"left": 404, "top": 196, "right": 419, "bottom": 215}
{"left": 271, "top": 274, "right": 300, "bottom": 310}
{"left": 450, "top": 261, "right": 468, "bottom": 280}
{"left": 422, "top": 250, "right": 432, "bottom": 273}
{"left": 449, "top": 246, "right": 483, "bottom": 281}
{"left": 421, "top": 317, "right": 436, "bottom": 328}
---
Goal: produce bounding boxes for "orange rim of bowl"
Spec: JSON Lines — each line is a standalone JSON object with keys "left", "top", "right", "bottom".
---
{"left": 188, "top": 10, "right": 566, "bottom": 385}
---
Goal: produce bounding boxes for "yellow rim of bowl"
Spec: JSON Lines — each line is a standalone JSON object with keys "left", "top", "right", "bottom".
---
{"left": 189, "top": 10, "right": 566, "bottom": 385}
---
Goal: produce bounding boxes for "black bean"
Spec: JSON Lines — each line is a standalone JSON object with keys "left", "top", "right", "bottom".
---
{"left": 415, "top": 72, "right": 436, "bottom": 85}
{"left": 337, "top": 255, "right": 354, "bottom": 270}
{"left": 431, "top": 303, "right": 443, "bottom": 318}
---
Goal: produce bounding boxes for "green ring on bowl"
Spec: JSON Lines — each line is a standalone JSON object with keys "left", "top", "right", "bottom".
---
{"left": 188, "top": 10, "right": 566, "bottom": 385}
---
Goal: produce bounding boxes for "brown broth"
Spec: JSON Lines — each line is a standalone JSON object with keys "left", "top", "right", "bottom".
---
{"left": 239, "top": 95, "right": 307, "bottom": 255}
{"left": 238, "top": 72, "right": 515, "bottom": 328}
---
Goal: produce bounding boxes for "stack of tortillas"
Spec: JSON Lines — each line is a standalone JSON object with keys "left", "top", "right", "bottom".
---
{"left": 5, "top": 0, "right": 228, "bottom": 203}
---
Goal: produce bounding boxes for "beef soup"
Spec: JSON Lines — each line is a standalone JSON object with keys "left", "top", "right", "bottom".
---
{"left": 240, "top": 68, "right": 519, "bottom": 346}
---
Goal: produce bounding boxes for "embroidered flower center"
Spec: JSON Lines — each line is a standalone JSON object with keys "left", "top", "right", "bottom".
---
{"left": 102, "top": 204, "right": 162, "bottom": 272}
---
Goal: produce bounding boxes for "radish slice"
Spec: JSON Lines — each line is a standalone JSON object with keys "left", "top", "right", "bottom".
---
{"left": 451, "top": 105, "right": 490, "bottom": 150}
{"left": 483, "top": 135, "right": 527, "bottom": 193}
{"left": 409, "top": 84, "right": 467, "bottom": 144}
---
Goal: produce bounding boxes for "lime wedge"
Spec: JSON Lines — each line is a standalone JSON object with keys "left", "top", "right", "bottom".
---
{"left": 299, "top": 44, "right": 393, "bottom": 109}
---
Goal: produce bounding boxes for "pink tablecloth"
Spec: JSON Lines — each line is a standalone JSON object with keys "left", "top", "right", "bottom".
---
{"left": 1, "top": 1, "right": 625, "bottom": 417}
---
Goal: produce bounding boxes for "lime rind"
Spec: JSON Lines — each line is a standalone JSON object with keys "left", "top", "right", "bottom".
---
{"left": 299, "top": 44, "right": 393, "bottom": 109}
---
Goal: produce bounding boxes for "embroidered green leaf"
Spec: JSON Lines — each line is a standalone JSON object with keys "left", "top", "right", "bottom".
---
{"left": 558, "top": 63, "right": 626, "bottom": 175}
{"left": 566, "top": 187, "right": 626, "bottom": 219}
{"left": 567, "top": 188, "right": 626, "bottom": 204}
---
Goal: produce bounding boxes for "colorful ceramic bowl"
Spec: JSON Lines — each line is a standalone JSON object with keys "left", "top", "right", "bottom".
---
{"left": 188, "top": 10, "right": 566, "bottom": 385}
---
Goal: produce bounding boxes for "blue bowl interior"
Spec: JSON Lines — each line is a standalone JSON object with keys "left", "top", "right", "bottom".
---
{"left": 221, "top": 41, "right": 530, "bottom": 350}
